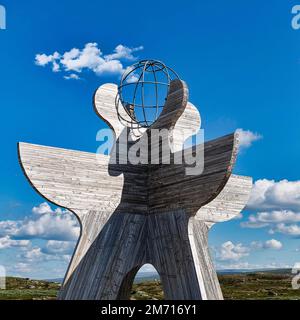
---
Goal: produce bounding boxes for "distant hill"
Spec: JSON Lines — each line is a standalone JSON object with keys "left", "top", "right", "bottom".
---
{"left": 217, "top": 268, "right": 292, "bottom": 275}
{"left": 134, "top": 272, "right": 160, "bottom": 283}
{"left": 44, "top": 278, "right": 63, "bottom": 284}
{"left": 44, "top": 268, "right": 293, "bottom": 284}
{"left": 0, "top": 269, "right": 299, "bottom": 300}
{"left": 45, "top": 272, "right": 160, "bottom": 284}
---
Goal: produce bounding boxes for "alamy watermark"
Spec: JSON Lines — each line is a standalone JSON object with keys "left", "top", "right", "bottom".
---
{"left": 96, "top": 127, "right": 205, "bottom": 176}
{"left": 291, "top": 5, "right": 300, "bottom": 30}
{"left": 0, "top": 5, "right": 6, "bottom": 30}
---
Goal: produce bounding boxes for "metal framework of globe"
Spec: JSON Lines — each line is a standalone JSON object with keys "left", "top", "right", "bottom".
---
{"left": 117, "top": 59, "right": 179, "bottom": 128}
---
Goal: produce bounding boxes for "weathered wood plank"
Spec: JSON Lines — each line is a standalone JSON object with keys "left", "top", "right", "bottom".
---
{"left": 18, "top": 79, "right": 252, "bottom": 300}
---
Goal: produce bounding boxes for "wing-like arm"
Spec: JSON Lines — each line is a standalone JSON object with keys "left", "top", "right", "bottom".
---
{"left": 147, "top": 79, "right": 241, "bottom": 214}
{"left": 148, "top": 132, "right": 239, "bottom": 214}
{"left": 195, "top": 174, "right": 253, "bottom": 223}
{"left": 18, "top": 142, "right": 124, "bottom": 217}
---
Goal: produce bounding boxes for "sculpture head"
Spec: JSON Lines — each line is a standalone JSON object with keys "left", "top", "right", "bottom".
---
{"left": 117, "top": 59, "right": 179, "bottom": 128}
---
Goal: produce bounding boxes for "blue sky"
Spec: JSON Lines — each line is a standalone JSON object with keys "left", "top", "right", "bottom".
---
{"left": 0, "top": 0, "right": 300, "bottom": 279}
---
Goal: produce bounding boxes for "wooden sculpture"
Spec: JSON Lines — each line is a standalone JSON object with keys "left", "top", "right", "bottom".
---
{"left": 18, "top": 79, "right": 252, "bottom": 300}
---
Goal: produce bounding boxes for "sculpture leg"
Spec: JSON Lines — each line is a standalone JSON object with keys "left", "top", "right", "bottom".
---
{"left": 117, "top": 266, "right": 140, "bottom": 300}
{"left": 147, "top": 211, "right": 223, "bottom": 300}
{"left": 59, "top": 212, "right": 147, "bottom": 300}
{"left": 188, "top": 218, "right": 223, "bottom": 300}
{"left": 60, "top": 210, "right": 112, "bottom": 287}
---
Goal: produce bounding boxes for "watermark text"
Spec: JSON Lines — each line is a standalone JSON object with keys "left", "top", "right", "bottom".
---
{"left": 0, "top": 5, "right": 6, "bottom": 30}
{"left": 292, "top": 5, "right": 300, "bottom": 30}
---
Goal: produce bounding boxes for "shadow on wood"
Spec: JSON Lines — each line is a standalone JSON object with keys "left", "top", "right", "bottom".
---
{"left": 18, "top": 80, "right": 252, "bottom": 300}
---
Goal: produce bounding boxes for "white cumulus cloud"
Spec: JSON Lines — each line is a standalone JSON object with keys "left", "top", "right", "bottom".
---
{"left": 19, "top": 246, "right": 72, "bottom": 264}
{"left": 35, "top": 43, "right": 143, "bottom": 80}
{"left": 0, "top": 236, "right": 30, "bottom": 249}
{"left": 270, "top": 223, "right": 300, "bottom": 237}
{"left": 0, "top": 203, "right": 80, "bottom": 277}
{"left": 13, "top": 263, "right": 32, "bottom": 274}
{"left": 32, "top": 202, "right": 52, "bottom": 215}
{"left": 264, "top": 239, "right": 283, "bottom": 250}
{"left": 22, "top": 247, "right": 43, "bottom": 261}
{"left": 14, "top": 209, "right": 79, "bottom": 241}
{"left": 216, "top": 238, "right": 283, "bottom": 263}
{"left": 104, "top": 44, "right": 144, "bottom": 61}
{"left": 242, "top": 179, "right": 300, "bottom": 237}
{"left": 251, "top": 239, "right": 283, "bottom": 250}
{"left": 216, "top": 241, "right": 250, "bottom": 261}
{"left": 0, "top": 203, "right": 80, "bottom": 241}
{"left": 236, "top": 128, "right": 262, "bottom": 150}
{"left": 64, "top": 73, "right": 81, "bottom": 80}
{"left": 247, "top": 179, "right": 300, "bottom": 212}
{"left": 42, "top": 240, "right": 75, "bottom": 255}
{"left": 241, "top": 210, "right": 300, "bottom": 228}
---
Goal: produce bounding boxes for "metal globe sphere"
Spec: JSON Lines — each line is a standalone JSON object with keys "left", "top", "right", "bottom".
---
{"left": 117, "top": 60, "right": 179, "bottom": 128}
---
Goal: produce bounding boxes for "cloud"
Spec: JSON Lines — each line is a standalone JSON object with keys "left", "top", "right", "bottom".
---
{"left": 216, "top": 261, "right": 291, "bottom": 270}
{"left": 0, "top": 202, "right": 79, "bottom": 277}
{"left": 270, "top": 223, "right": 300, "bottom": 237}
{"left": 22, "top": 247, "right": 43, "bottom": 261}
{"left": 264, "top": 239, "right": 283, "bottom": 250}
{"left": 216, "top": 261, "right": 254, "bottom": 270}
{"left": 0, "top": 220, "right": 19, "bottom": 237}
{"left": 246, "top": 179, "right": 300, "bottom": 212}
{"left": 104, "top": 44, "right": 144, "bottom": 61}
{"left": 14, "top": 207, "right": 80, "bottom": 241}
{"left": 242, "top": 179, "right": 300, "bottom": 237}
{"left": 242, "top": 211, "right": 300, "bottom": 237}
{"left": 241, "top": 210, "right": 300, "bottom": 228}
{"left": 236, "top": 128, "right": 262, "bottom": 149}
{"left": 216, "top": 241, "right": 250, "bottom": 261}
{"left": 64, "top": 73, "right": 81, "bottom": 80}
{"left": 60, "top": 43, "right": 104, "bottom": 73}
{"left": 42, "top": 240, "right": 75, "bottom": 255}
{"left": 2, "top": 203, "right": 77, "bottom": 270}
{"left": 32, "top": 202, "right": 52, "bottom": 215}
{"left": 13, "top": 263, "right": 32, "bottom": 274}
{"left": 35, "top": 52, "right": 61, "bottom": 72}
{"left": 216, "top": 238, "right": 283, "bottom": 262}
{"left": 0, "top": 203, "right": 80, "bottom": 241}
{"left": 125, "top": 73, "right": 139, "bottom": 83}
{"left": 251, "top": 239, "right": 283, "bottom": 250}
{"left": 19, "top": 246, "right": 72, "bottom": 264}
{"left": 35, "top": 43, "right": 143, "bottom": 80}
{"left": 35, "top": 52, "right": 60, "bottom": 66}
{"left": 0, "top": 236, "right": 30, "bottom": 249}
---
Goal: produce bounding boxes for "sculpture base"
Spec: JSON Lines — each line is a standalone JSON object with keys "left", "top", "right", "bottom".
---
{"left": 58, "top": 210, "right": 223, "bottom": 300}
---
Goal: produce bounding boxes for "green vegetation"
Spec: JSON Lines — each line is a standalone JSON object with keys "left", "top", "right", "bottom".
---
{"left": 219, "top": 272, "right": 300, "bottom": 300}
{"left": 0, "top": 277, "right": 60, "bottom": 300}
{"left": 0, "top": 270, "right": 299, "bottom": 300}
{"left": 131, "top": 270, "right": 300, "bottom": 300}
{"left": 131, "top": 280, "right": 163, "bottom": 300}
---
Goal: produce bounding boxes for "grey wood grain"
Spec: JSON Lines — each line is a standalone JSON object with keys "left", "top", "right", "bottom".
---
{"left": 18, "top": 79, "right": 252, "bottom": 300}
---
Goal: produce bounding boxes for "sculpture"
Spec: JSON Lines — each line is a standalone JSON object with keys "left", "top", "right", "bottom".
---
{"left": 18, "top": 60, "right": 252, "bottom": 300}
